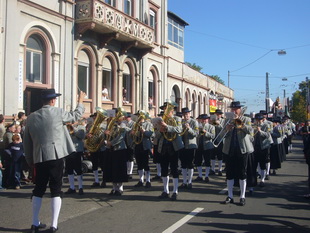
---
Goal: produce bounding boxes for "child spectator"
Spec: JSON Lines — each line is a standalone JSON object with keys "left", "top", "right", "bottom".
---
{"left": 8, "top": 134, "right": 24, "bottom": 189}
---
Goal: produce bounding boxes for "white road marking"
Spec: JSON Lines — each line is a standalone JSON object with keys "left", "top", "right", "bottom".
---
{"left": 162, "top": 207, "right": 204, "bottom": 233}
{"left": 219, "top": 187, "right": 228, "bottom": 194}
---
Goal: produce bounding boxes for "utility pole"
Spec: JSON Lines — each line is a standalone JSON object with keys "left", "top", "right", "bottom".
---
{"left": 266, "top": 72, "right": 270, "bottom": 112}
{"left": 228, "top": 70, "right": 230, "bottom": 88}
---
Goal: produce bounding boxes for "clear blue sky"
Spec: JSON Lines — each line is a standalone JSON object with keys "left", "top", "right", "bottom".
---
{"left": 168, "top": 0, "right": 310, "bottom": 114}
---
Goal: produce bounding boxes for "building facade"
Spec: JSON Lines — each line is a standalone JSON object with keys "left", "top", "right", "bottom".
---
{"left": 0, "top": 0, "right": 233, "bottom": 119}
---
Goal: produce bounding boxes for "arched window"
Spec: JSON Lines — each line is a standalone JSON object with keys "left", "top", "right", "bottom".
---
{"left": 123, "top": 62, "right": 132, "bottom": 103}
{"left": 102, "top": 57, "right": 113, "bottom": 101}
{"left": 26, "top": 35, "right": 45, "bottom": 83}
{"left": 78, "top": 50, "right": 91, "bottom": 99}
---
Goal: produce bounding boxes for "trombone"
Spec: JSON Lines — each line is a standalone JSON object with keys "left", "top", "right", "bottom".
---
{"left": 212, "top": 107, "right": 247, "bottom": 148}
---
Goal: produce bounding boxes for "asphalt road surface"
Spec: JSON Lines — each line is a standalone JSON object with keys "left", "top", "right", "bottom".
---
{"left": 0, "top": 138, "right": 309, "bottom": 233}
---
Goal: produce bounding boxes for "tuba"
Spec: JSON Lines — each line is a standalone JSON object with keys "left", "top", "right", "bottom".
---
{"left": 162, "top": 102, "right": 178, "bottom": 142}
{"left": 132, "top": 110, "right": 148, "bottom": 145}
{"left": 106, "top": 107, "right": 125, "bottom": 141}
{"left": 85, "top": 107, "right": 108, "bottom": 153}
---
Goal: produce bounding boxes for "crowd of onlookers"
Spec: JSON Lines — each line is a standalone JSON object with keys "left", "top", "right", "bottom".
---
{"left": 0, "top": 112, "right": 29, "bottom": 190}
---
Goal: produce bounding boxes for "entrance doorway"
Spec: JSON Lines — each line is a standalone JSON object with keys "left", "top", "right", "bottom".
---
{"left": 24, "top": 88, "right": 43, "bottom": 115}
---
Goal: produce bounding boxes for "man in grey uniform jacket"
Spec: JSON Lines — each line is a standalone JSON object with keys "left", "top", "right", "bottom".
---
{"left": 24, "top": 89, "right": 85, "bottom": 233}
{"left": 179, "top": 107, "right": 199, "bottom": 189}
{"left": 221, "top": 101, "right": 253, "bottom": 206}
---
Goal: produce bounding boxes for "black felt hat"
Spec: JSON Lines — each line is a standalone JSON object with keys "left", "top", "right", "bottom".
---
{"left": 41, "top": 88, "right": 61, "bottom": 99}
{"left": 181, "top": 107, "right": 192, "bottom": 113}
{"left": 229, "top": 101, "right": 243, "bottom": 108}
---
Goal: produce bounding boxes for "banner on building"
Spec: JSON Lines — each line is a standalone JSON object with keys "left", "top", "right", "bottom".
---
{"left": 209, "top": 99, "right": 217, "bottom": 113}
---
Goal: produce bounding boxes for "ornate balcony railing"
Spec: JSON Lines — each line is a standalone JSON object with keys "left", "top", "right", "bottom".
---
{"left": 75, "top": 0, "right": 155, "bottom": 53}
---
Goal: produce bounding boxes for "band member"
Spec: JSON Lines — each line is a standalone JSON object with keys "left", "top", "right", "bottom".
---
{"left": 64, "top": 119, "right": 87, "bottom": 195}
{"left": 158, "top": 102, "right": 184, "bottom": 201}
{"left": 252, "top": 113, "right": 272, "bottom": 187}
{"left": 221, "top": 101, "right": 253, "bottom": 206}
{"left": 194, "top": 114, "right": 215, "bottom": 182}
{"left": 210, "top": 109, "right": 225, "bottom": 176}
{"left": 259, "top": 110, "right": 273, "bottom": 180}
{"left": 270, "top": 117, "right": 282, "bottom": 175}
{"left": 104, "top": 108, "right": 128, "bottom": 196}
{"left": 24, "top": 89, "right": 85, "bottom": 232}
{"left": 283, "top": 115, "right": 295, "bottom": 153}
{"left": 132, "top": 110, "right": 154, "bottom": 188}
{"left": 151, "top": 111, "right": 164, "bottom": 181}
{"left": 124, "top": 112, "right": 135, "bottom": 179}
{"left": 179, "top": 107, "right": 199, "bottom": 189}
{"left": 87, "top": 112, "right": 105, "bottom": 188}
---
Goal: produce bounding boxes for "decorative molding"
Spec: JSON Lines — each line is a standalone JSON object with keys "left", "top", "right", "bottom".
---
{"left": 18, "top": 0, "right": 74, "bottom": 21}
{"left": 75, "top": 22, "right": 95, "bottom": 39}
{"left": 120, "top": 41, "right": 138, "bottom": 55}
{"left": 99, "top": 32, "right": 119, "bottom": 48}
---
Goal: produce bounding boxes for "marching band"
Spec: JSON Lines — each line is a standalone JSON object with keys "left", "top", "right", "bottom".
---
{"left": 64, "top": 100, "right": 295, "bottom": 206}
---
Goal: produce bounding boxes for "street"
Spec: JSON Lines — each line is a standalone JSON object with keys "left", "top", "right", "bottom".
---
{"left": 0, "top": 138, "right": 309, "bottom": 233}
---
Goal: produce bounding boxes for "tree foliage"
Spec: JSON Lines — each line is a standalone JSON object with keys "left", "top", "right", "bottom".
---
{"left": 291, "top": 90, "right": 307, "bottom": 123}
{"left": 185, "top": 62, "right": 203, "bottom": 72}
{"left": 291, "top": 80, "right": 309, "bottom": 123}
{"left": 185, "top": 62, "right": 225, "bottom": 85}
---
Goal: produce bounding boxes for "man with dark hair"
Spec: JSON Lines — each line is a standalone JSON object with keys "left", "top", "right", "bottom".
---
{"left": 24, "top": 89, "right": 85, "bottom": 233}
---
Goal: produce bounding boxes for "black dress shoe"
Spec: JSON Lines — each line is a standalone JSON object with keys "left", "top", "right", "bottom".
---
{"left": 265, "top": 175, "right": 270, "bottom": 180}
{"left": 127, "top": 175, "right": 133, "bottom": 179}
{"left": 259, "top": 181, "right": 265, "bottom": 187}
{"left": 91, "top": 182, "right": 100, "bottom": 188}
{"left": 179, "top": 183, "right": 187, "bottom": 189}
{"left": 78, "top": 188, "right": 84, "bottom": 195}
{"left": 209, "top": 170, "right": 216, "bottom": 176}
{"left": 100, "top": 181, "right": 107, "bottom": 188}
{"left": 134, "top": 181, "right": 144, "bottom": 187}
{"left": 218, "top": 171, "right": 223, "bottom": 176}
{"left": 194, "top": 176, "right": 203, "bottom": 182}
{"left": 205, "top": 177, "right": 210, "bottom": 183}
{"left": 108, "top": 190, "right": 116, "bottom": 195}
{"left": 187, "top": 183, "right": 192, "bottom": 189}
{"left": 170, "top": 192, "right": 178, "bottom": 201}
{"left": 49, "top": 226, "right": 58, "bottom": 233}
{"left": 114, "top": 190, "right": 123, "bottom": 196}
{"left": 145, "top": 181, "right": 151, "bottom": 188}
{"left": 239, "top": 198, "right": 246, "bottom": 206}
{"left": 151, "top": 175, "right": 161, "bottom": 181}
{"left": 221, "top": 197, "right": 234, "bottom": 204}
{"left": 159, "top": 192, "right": 170, "bottom": 199}
{"left": 65, "top": 188, "right": 76, "bottom": 194}
{"left": 30, "top": 223, "right": 47, "bottom": 233}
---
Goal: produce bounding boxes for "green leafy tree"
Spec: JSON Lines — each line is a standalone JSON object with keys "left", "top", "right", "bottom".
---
{"left": 209, "top": 75, "right": 225, "bottom": 85}
{"left": 185, "top": 62, "right": 203, "bottom": 72}
{"left": 291, "top": 90, "right": 307, "bottom": 123}
{"left": 185, "top": 62, "right": 225, "bottom": 85}
{"left": 291, "top": 80, "right": 309, "bottom": 123}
